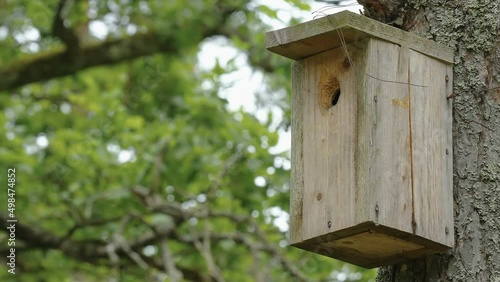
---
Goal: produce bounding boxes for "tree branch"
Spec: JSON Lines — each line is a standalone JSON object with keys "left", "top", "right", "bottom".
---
{"left": 0, "top": 2, "right": 286, "bottom": 93}
{"left": 160, "top": 239, "right": 184, "bottom": 282}
{"left": 52, "top": 0, "right": 80, "bottom": 57}
{"left": 0, "top": 2, "right": 239, "bottom": 92}
{"left": 0, "top": 32, "right": 179, "bottom": 92}
{"left": 0, "top": 213, "right": 205, "bottom": 281}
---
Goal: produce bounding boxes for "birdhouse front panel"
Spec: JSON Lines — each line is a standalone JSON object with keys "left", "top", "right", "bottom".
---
{"left": 268, "top": 11, "right": 454, "bottom": 268}
{"left": 299, "top": 43, "right": 360, "bottom": 242}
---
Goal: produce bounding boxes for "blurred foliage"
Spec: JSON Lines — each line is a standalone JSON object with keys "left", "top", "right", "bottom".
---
{"left": 0, "top": 0, "right": 375, "bottom": 281}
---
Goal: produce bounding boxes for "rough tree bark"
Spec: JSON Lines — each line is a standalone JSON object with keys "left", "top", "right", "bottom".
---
{"left": 375, "top": 1, "right": 500, "bottom": 281}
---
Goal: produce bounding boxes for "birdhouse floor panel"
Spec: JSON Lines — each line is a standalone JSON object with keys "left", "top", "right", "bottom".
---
{"left": 292, "top": 222, "right": 450, "bottom": 268}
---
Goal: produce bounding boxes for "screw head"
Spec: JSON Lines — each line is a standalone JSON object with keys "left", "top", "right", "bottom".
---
{"left": 445, "top": 227, "right": 449, "bottom": 234}
{"left": 374, "top": 95, "right": 378, "bottom": 102}
{"left": 445, "top": 75, "right": 449, "bottom": 82}
{"left": 446, "top": 149, "right": 449, "bottom": 155}
{"left": 316, "top": 193, "right": 322, "bottom": 201}
{"left": 328, "top": 221, "right": 332, "bottom": 228}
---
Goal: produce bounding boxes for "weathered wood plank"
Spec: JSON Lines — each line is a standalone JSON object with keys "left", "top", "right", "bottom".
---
{"left": 329, "top": 231, "right": 423, "bottom": 259}
{"left": 292, "top": 222, "right": 450, "bottom": 269}
{"left": 290, "top": 61, "right": 305, "bottom": 244}
{"left": 409, "top": 50, "right": 454, "bottom": 247}
{"left": 356, "top": 39, "right": 413, "bottom": 233}
{"left": 283, "top": 18, "right": 454, "bottom": 267}
{"left": 265, "top": 10, "right": 454, "bottom": 63}
{"left": 444, "top": 64, "right": 454, "bottom": 245}
{"left": 301, "top": 43, "right": 359, "bottom": 241}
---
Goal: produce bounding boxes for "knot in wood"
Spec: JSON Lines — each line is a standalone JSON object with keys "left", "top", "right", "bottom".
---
{"left": 316, "top": 193, "right": 323, "bottom": 201}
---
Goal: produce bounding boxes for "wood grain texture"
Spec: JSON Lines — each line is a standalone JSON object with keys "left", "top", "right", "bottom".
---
{"left": 374, "top": 0, "right": 500, "bottom": 280}
{"left": 292, "top": 222, "right": 450, "bottom": 268}
{"left": 265, "top": 10, "right": 454, "bottom": 63}
{"left": 329, "top": 231, "right": 423, "bottom": 259}
{"left": 282, "top": 21, "right": 455, "bottom": 266}
{"left": 409, "top": 50, "right": 454, "bottom": 247}
{"left": 356, "top": 39, "right": 413, "bottom": 234}
{"left": 290, "top": 61, "right": 305, "bottom": 244}
{"left": 300, "top": 43, "right": 360, "bottom": 241}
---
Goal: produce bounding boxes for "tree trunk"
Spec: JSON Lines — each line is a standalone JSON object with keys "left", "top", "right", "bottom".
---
{"left": 377, "top": 1, "right": 500, "bottom": 281}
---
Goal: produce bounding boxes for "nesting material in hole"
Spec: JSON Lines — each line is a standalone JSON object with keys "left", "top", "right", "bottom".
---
{"left": 318, "top": 69, "right": 341, "bottom": 114}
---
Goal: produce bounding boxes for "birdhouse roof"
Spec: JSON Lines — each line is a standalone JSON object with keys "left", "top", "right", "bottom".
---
{"left": 265, "top": 10, "right": 454, "bottom": 63}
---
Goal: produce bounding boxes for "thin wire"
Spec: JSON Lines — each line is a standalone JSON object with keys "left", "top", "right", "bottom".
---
{"left": 311, "top": 3, "right": 362, "bottom": 19}
{"left": 320, "top": 10, "right": 498, "bottom": 132}
{"left": 364, "top": 73, "right": 428, "bottom": 88}
{"left": 336, "top": 28, "right": 354, "bottom": 67}
{"left": 333, "top": 17, "right": 428, "bottom": 88}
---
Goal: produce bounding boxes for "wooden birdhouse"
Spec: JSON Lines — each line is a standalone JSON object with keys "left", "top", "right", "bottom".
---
{"left": 266, "top": 11, "right": 454, "bottom": 268}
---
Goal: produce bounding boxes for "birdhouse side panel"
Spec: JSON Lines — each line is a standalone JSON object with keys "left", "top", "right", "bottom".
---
{"left": 290, "top": 61, "right": 305, "bottom": 245}
{"left": 355, "top": 38, "right": 413, "bottom": 234}
{"left": 409, "top": 50, "right": 454, "bottom": 248}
